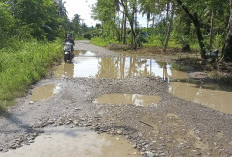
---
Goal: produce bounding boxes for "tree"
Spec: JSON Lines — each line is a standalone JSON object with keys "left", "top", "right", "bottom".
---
{"left": 0, "top": 2, "right": 14, "bottom": 47}
{"left": 118, "top": 0, "right": 138, "bottom": 46}
{"left": 10, "top": 0, "right": 67, "bottom": 40}
{"left": 71, "top": 14, "right": 82, "bottom": 36}
{"left": 222, "top": 0, "right": 232, "bottom": 61}
{"left": 163, "top": 3, "right": 175, "bottom": 53}
{"left": 175, "top": 0, "right": 207, "bottom": 59}
{"left": 92, "top": 0, "right": 120, "bottom": 40}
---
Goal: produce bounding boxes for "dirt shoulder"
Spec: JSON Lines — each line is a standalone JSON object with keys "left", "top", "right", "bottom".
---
{"left": 0, "top": 40, "right": 232, "bottom": 156}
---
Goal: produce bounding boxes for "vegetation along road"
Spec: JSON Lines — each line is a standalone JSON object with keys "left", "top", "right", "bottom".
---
{"left": 0, "top": 41, "right": 232, "bottom": 157}
{"left": 1, "top": 0, "right": 232, "bottom": 156}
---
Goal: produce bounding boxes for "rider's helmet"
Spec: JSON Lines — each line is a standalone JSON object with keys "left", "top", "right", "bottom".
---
{"left": 67, "top": 34, "right": 71, "bottom": 38}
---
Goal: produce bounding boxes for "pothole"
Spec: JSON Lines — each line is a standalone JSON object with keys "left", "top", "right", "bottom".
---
{"left": 93, "top": 94, "right": 161, "bottom": 106}
{"left": 54, "top": 56, "right": 172, "bottom": 79}
{"left": 0, "top": 127, "right": 140, "bottom": 157}
{"left": 74, "top": 50, "right": 96, "bottom": 57}
{"left": 169, "top": 81, "right": 232, "bottom": 114}
{"left": 30, "top": 84, "right": 60, "bottom": 102}
{"left": 53, "top": 50, "right": 232, "bottom": 114}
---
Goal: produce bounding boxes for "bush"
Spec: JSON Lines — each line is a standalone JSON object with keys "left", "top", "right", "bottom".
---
{"left": 90, "top": 37, "right": 118, "bottom": 47}
{"left": 0, "top": 39, "right": 63, "bottom": 109}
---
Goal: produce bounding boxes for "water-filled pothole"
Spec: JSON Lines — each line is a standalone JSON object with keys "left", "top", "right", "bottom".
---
{"left": 169, "top": 81, "right": 232, "bottom": 114}
{"left": 1, "top": 127, "right": 140, "bottom": 157}
{"left": 53, "top": 51, "right": 232, "bottom": 114}
{"left": 54, "top": 56, "right": 172, "bottom": 79}
{"left": 74, "top": 50, "right": 95, "bottom": 57}
{"left": 94, "top": 94, "right": 161, "bottom": 106}
{"left": 30, "top": 84, "right": 60, "bottom": 102}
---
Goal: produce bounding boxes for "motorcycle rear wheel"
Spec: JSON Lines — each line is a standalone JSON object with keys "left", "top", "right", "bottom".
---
{"left": 64, "top": 54, "right": 69, "bottom": 63}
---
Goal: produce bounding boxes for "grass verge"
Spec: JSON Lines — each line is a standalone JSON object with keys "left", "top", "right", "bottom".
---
{"left": 0, "top": 39, "right": 63, "bottom": 110}
{"left": 90, "top": 37, "right": 118, "bottom": 47}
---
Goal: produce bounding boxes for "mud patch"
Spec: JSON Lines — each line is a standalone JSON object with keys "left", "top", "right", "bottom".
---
{"left": 169, "top": 81, "right": 232, "bottom": 114}
{"left": 93, "top": 94, "right": 161, "bottom": 106}
{"left": 0, "top": 127, "right": 140, "bottom": 157}
{"left": 30, "top": 84, "right": 60, "bottom": 102}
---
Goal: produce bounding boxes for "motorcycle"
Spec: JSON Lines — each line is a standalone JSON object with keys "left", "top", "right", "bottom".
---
{"left": 63, "top": 42, "right": 74, "bottom": 63}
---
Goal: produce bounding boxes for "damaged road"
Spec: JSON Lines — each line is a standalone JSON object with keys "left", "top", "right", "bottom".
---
{"left": 1, "top": 40, "right": 232, "bottom": 157}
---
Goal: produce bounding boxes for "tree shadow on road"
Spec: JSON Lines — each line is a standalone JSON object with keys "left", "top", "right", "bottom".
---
{"left": 0, "top": 105, "right": 35, "bottom": 133}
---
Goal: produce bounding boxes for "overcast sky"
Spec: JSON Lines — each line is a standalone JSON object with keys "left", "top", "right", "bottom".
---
{"left": 64, "top": 0, "right": 98, "bottom": 26}
{"left": 64, "top": 0, "right": 147, "bottom": 27}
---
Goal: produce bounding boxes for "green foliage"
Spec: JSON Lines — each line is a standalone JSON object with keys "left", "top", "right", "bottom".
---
{"left": 0, "top": 39, "right": 63, "bottom": 109}
{"left": 0, "top": 2, "right": 15, "bottom": 47}
{"left": 13, "top": 0, "right": 66, "bottom": 40}
{"left": 0, "top": 0, "right": 68, "bottom": 44}
{"left": 90, "top": 37, "right": 118, "bottom": 47}
{"left": 92, "top": 0, "right": 120, "bottom": 40}
{"left": 171, "top": 63, "right": 187, "bottom": 71}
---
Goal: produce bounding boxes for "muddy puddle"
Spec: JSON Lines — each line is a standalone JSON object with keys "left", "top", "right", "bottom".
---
{"left": 169, "top": 81, "right": 232, "bottom": 114}
{"left": 0, "top": 127, "right": 140, "bottom": 157}
{"left": 54, "top": 51, "right": 172, "bottom": 79}
{"left": 94, "top": 94, "right": 161, "bottom": 106}
{"left": 30, "top": 84, "right": 60, "bottom": 102}
{"left": 74, "top": 50, "right": 96, "bottom": 57}
{"left": 168, "top": 70, "right": 232, "bottom": 114}
{"left": 54, "top": 50, "right": 232, "bottom": 114}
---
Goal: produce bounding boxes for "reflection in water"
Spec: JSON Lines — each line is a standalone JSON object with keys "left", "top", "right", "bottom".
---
{"left": 54, "top": 56, "right": 172, "bottom": 79}
{"left": 73, "top": 57, "right": 99, "bottom": 78}
{"left": 168, "top": 69, "right": 232, "bottom": 114}
{"left": 54, "top": 63, "right": 74, "bottom": 78}
{"left": 53, "top": 52, "right": 232, "bottom": 114}
{"left": 74, "top": 50, "right": 96, "bottom": 57}
{"left": 30, "top": 84, "right": 60, "bottom": 102}
{"left": 94, "top": 94, "right": 161, "bottom": 106}
{"left": 0, "top": 127, "right": 139, "bottom": 157}
{"left": 169, "top": 81, "right": 232, "bottom": 114}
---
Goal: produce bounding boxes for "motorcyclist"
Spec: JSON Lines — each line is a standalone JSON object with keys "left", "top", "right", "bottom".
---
{"left": 64, "top": 34, "right": 75, "bottom": 55}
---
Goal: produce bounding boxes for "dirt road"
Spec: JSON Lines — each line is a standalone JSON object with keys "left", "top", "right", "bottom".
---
{"left": 1, "top": 40, "right": 232, "bottom": 156}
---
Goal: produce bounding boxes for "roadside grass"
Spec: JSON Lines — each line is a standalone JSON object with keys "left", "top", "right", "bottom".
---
{"left": 90, "top": 37, "right": 118, "bottom": 47}
{"left": 171, "top": 63, "right": 187, "bottom": 71}
{"left": 0, "top": 39, "right": 63, "bottom": 110}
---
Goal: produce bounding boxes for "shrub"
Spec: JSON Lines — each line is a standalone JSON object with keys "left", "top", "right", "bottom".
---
{"left": 0, "top": 39, "right": 63, "bottom": 109}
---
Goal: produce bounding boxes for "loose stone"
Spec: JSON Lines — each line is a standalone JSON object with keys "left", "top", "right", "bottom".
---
{"left": 145, "top": 151, "right": 155, "bottom": 157}
{"left": 116, "top": 130, "right": 123, "bottom": 135}
{"left": 29, "top": 101, "right": 34, "bottom": 104}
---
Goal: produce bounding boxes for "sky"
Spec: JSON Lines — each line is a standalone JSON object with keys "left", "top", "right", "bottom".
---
{"left": 64, "top": 0, "right": 98, "bottom": 27}
{"left": 64, "top": 0, "right": 147, "bottom": 27}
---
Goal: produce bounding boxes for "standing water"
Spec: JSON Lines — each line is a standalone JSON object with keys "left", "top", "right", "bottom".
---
{"left": 54, "top": 50, "right": 232, "bottom": 114}
{"left": 0, "top": 127, "right": 139, "bottom": 157}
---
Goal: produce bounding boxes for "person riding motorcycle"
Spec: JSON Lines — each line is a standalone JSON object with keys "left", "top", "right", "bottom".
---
{"left": 64, "top": 34, "right": 75, "bottom": 55}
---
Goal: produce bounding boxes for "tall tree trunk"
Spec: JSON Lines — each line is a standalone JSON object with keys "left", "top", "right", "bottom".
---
{"left": 120, "top": 0, "right": 136, "bottom": 47}
{"left": 120, "top": 0, "right": 127, "bottom": 44}
{"left": 222, "top": 0, "right": 232, "bottom": 61}
{"left": 129, "top": 21, "right": 135, "bottom": 46}
{"left": 152, "top": 15, "right": 155, "bottom": 41}
{"left": 163, "top": 4, "right": 174, "bottom": 53}
{"left": 121, "top": 12, "right": 125, "bottom": 43}
{"left": 209, "top": 8, "right": 214, "bottom": 50}
{"left": 147, "top": 13, "right": 149, "bottom": 29}
{"left": 123, "top": 13, "right": 127, "bottom": 44}
{"left": 175, "top": 0, "right": 207, "bottom": 59}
